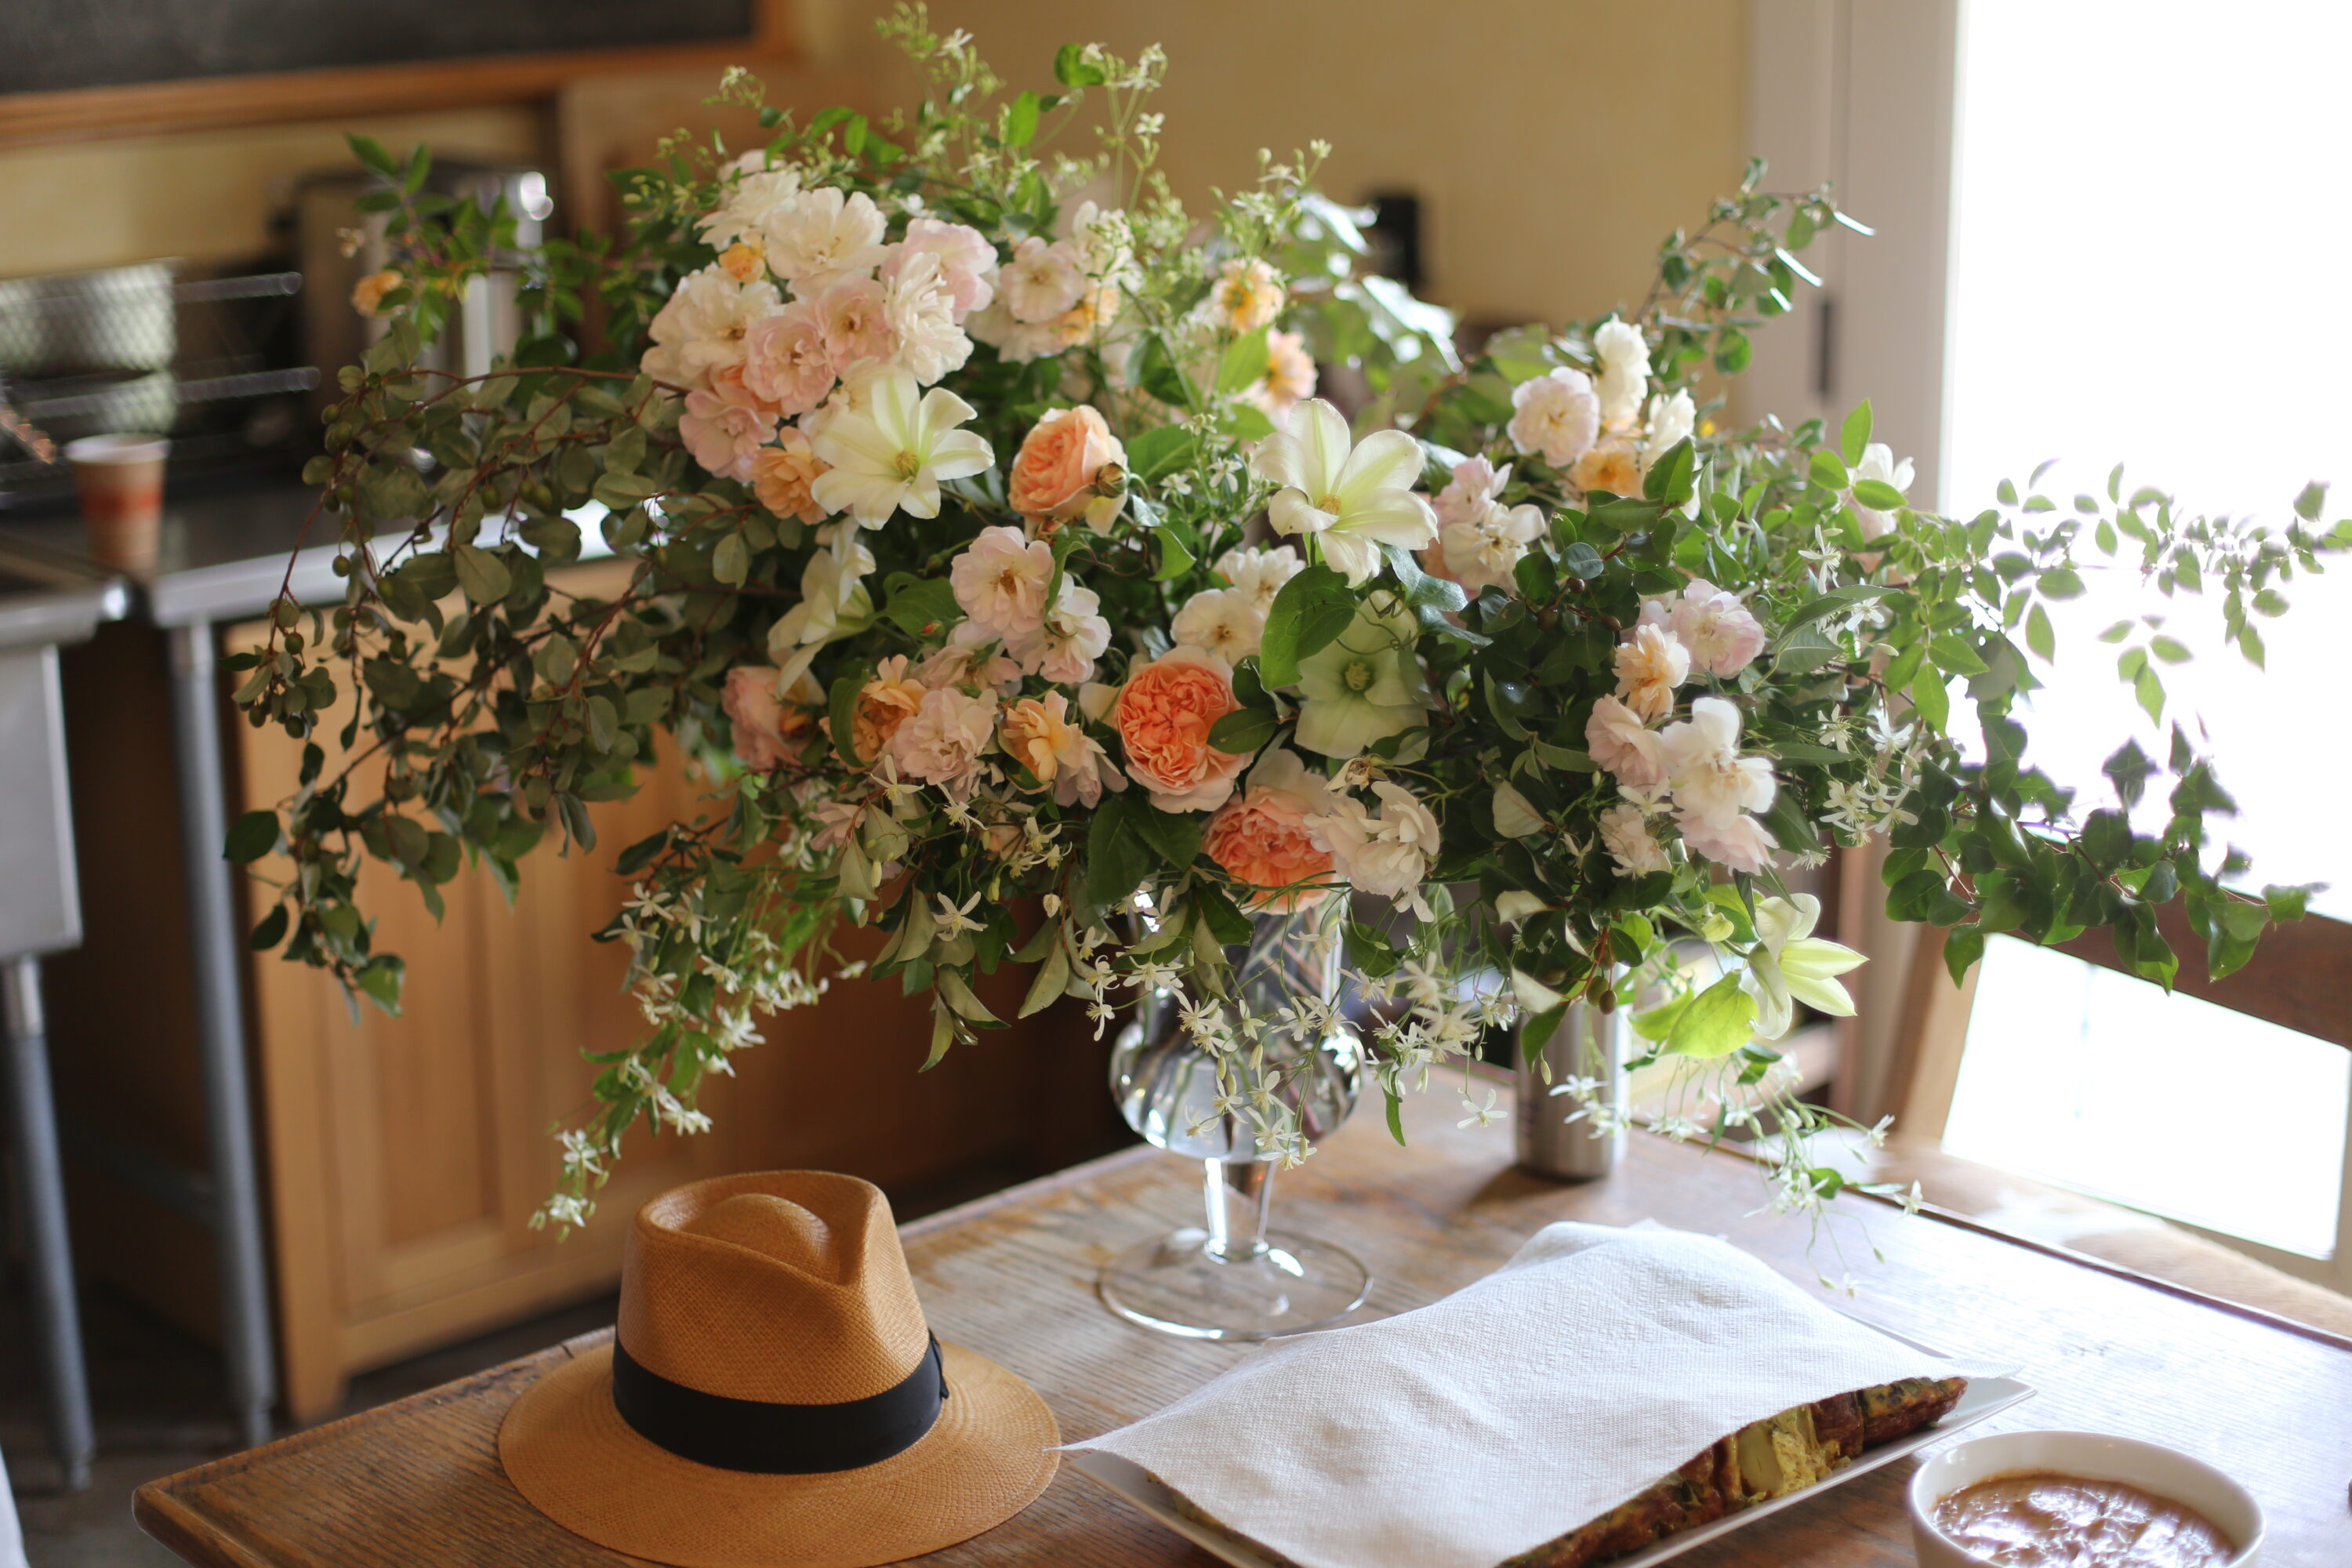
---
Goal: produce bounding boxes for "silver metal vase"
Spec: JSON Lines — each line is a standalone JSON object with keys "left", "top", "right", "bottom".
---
{"left": 1512, "top": 991, "right": 1629, "bottom": 1180}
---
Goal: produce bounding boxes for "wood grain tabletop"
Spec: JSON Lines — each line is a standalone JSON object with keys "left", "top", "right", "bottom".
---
{"left": 136, "top": 1083, "right": 2352, "bottom": 1567}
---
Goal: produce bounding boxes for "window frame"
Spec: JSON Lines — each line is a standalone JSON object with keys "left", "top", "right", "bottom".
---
{"left": 1749, "top": 0, "right": 2352, "bottom": 1292}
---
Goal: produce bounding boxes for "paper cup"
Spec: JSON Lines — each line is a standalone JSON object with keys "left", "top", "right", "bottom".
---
{"left": 64, "top": 433, "right": 170, "bottom": 573}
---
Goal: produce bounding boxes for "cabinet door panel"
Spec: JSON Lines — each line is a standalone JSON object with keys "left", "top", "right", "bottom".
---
{"left": 230, "top": 572, "right": 1127, "bottom": 1421}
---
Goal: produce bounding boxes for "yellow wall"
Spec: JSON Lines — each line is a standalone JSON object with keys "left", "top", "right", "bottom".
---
{"left": 803, "top": 0, "right": 1749, "bottom": 329}
{"left": 0, "top": 107, "right": 546, "bottom": 278}
{"left": 0, "top": 1, "right": 1747, "bottom": 331}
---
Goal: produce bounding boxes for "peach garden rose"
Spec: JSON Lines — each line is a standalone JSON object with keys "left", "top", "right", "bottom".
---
{"left": 1008, "top": 404, "right": 1126, "bottom": 527}
{"left": 850, "top": 655, "right": 927, "bottom": 764}
{"left": 750, "top": 430, "right": 829, "bottom": 525}
{"left": 1112, "top": 645, "right": 1251, "bottom": 812}
{"left": 1203, "top": 749, "right": 1336, "bottom": 910}
{"left": 722, "top": 665, "right": 818, "bottom": 771}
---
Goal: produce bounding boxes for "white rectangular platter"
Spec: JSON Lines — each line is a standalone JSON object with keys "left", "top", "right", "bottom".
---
{"left": 1068, "top": 1370, "right": 2034, "bottom": 1568}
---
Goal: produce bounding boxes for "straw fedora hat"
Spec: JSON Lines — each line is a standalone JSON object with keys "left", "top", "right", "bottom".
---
{"left": 500, "top": 1171, "right": 1058, "bottom": 1568}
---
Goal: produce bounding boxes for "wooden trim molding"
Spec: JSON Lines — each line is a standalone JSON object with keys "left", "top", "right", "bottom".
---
{"left": 2057, "top": 903, "right": 2351, "bottom": 1050}
{"left": 0, "top": 0, "right": 794, "bottom": 150}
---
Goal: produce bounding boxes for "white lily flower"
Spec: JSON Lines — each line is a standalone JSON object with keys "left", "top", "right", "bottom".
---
{"left": 808, "top": 366, "right": 993, "bottom": 527}
{"left": 768, "top": 540, "right": 876, "bottom": 688}
{"left": 1293, "top": 591, "right": 1425, "bottom": 757}
{"left": 1739, "top": 893, "right": 1865, "bottom": 1041}
{"left": 1249, "top": 397, "right": 1436, "bottom": 587}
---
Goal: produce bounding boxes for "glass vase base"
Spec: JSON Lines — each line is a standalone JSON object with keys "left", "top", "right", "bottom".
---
{"left": 1097, "top": 1227, "right": 1372, "bottom": 1341}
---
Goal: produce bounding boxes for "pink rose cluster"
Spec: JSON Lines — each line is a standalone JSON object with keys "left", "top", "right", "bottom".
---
{"left": 946, "top": 524, "right": 1112, "bottom": 686}
{"left": 645, "top": 158, "right": 1001, "bottom": 493}
{"left": 1582, "top": 579, "right": 1778, "bottom": 875}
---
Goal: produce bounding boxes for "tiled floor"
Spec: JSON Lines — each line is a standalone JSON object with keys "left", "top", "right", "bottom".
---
{"left": 2, "top": 1281, "right": 622, "bottom": 1566}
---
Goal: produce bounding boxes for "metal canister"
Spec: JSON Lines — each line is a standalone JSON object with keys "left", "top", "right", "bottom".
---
{"left": 1512, "top": 995, "right": 1628, "bottom": 1180}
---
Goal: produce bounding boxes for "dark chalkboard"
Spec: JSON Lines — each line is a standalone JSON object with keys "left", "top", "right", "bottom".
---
{"left": 5, "top": 0, "right": 757, "bottom": 96}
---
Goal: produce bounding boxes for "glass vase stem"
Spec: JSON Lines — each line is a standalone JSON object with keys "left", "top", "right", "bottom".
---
{"left": 1202, "top": 1158, "right": 1272, "bottom": 1261}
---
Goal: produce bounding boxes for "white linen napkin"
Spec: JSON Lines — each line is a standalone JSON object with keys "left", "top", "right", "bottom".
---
{"left": 1070, "top": 1221, "right": 1969, "bottom": 1568}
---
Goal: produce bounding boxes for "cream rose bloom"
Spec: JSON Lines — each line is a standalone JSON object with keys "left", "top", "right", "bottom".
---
{"left": 1639, "top": 389, "right": 1695, "bottom": 471}
{"left": 641, "top": 264, "right": 782, "bottom": 390}
{"left": 1584, "top": 695, "right": 1667, "bottom": 788}
{"left": 764, "top": 187, "right": 888, "bottom": 296}
{"left": 1593, "top": 317, "right": 1652, "bottom": 427}
{"left": 1679, "top": 810, "right": 1777, "bottom": 876}
{"left": 949, "top": 525, "right": 1056, "bottom": 641}
{"left": 1440, "top": 500, "right": 1545, "bottom": 595}
{"left": 1171, "top": 586, "right": 1267, "bottom": 664}
{"left": 1507, "top": 368, "right": 1601, "bottom": 468}
{"left": 1307, "top": 781, "right": 1440, "bottom": 916}
{"left": 699, "top": 156, "right": 802, "bottom": 251}
{"left": 1849, "top": 442, "right": 1916, "bottom": 539}
{"left": 1214, "top": 544, "right": 1304, "bottom": 611}
{"left": 1657, "top": 695, "right": 1776, "bottom": 829}
{"left": 884, "top": 218, "right": 997, "bottom": 319}
{"left": 1009, "top": 579, "right": 1112, "bottom": 684}
{"left": 881, "top": 249, "right": 973, "bottom": 385}
{"left": 997, "top": 234, "right": 1086, "bottom": 323}
{"left": 1612, "top": 622, "right": 1690, "bottom": 723}
{"left": 1642, "top": 579, "right": 1766, "bottom": 679}
{"left": 1599, "top": 801, "right": 1671, "bottom": 877}
{"left": 887, "top": 684, "right": 998, "bottom": 800}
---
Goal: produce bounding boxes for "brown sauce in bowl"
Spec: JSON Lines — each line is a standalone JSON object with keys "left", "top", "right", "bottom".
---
{"left": 1932, "top": 1471, "right": 2236, "bottom": 1566}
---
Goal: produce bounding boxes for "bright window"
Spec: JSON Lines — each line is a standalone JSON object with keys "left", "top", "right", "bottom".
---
{"left": 1946, "top": 935, "right": 2348, "bottom": 1256}
{"left": 1939, "top": 2, "right": 2351, "bottom": 1263}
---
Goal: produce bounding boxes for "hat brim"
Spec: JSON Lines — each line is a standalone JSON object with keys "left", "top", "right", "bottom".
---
{"left": 499, "top": 1341, "right": 1058, "bottom": 1568}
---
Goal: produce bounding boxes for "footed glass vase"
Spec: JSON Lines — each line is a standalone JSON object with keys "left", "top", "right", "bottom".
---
{"left": 1098, "top": 901, "right": 1370, "bottom": 1341}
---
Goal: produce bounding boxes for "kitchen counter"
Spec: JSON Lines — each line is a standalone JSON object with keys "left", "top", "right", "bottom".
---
{"left": 0, "top": 535, "right": 129, "bottom": 652}
{"left": 1, "top": 481, "right": 343, "bottom": 627}
{"left": 0, "top": 481, "right": 612, "bottom": 627}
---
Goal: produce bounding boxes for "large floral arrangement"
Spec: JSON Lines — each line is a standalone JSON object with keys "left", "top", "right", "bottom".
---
{"left": 234, "top": 12, "right": 2340, "bottom": 1229}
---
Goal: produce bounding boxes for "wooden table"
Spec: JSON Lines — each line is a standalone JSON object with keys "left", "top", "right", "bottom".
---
{"left": 136, "top": 1082, "right": 2352, "bottom": 1566}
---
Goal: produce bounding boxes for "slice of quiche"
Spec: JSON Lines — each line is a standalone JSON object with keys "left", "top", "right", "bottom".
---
{"left": 1166, "top": 1375, "right": 1967, "bottom": 1568}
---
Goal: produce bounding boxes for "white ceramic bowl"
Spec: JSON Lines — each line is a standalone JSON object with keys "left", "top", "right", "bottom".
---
{"left": 1908, "top": 1429, "right": 2263, "bottom": 1567}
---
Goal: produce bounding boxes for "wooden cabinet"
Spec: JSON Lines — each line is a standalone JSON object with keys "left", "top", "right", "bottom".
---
{"left": 51, "top": 589, "right": 1127, "bottom": 1425}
